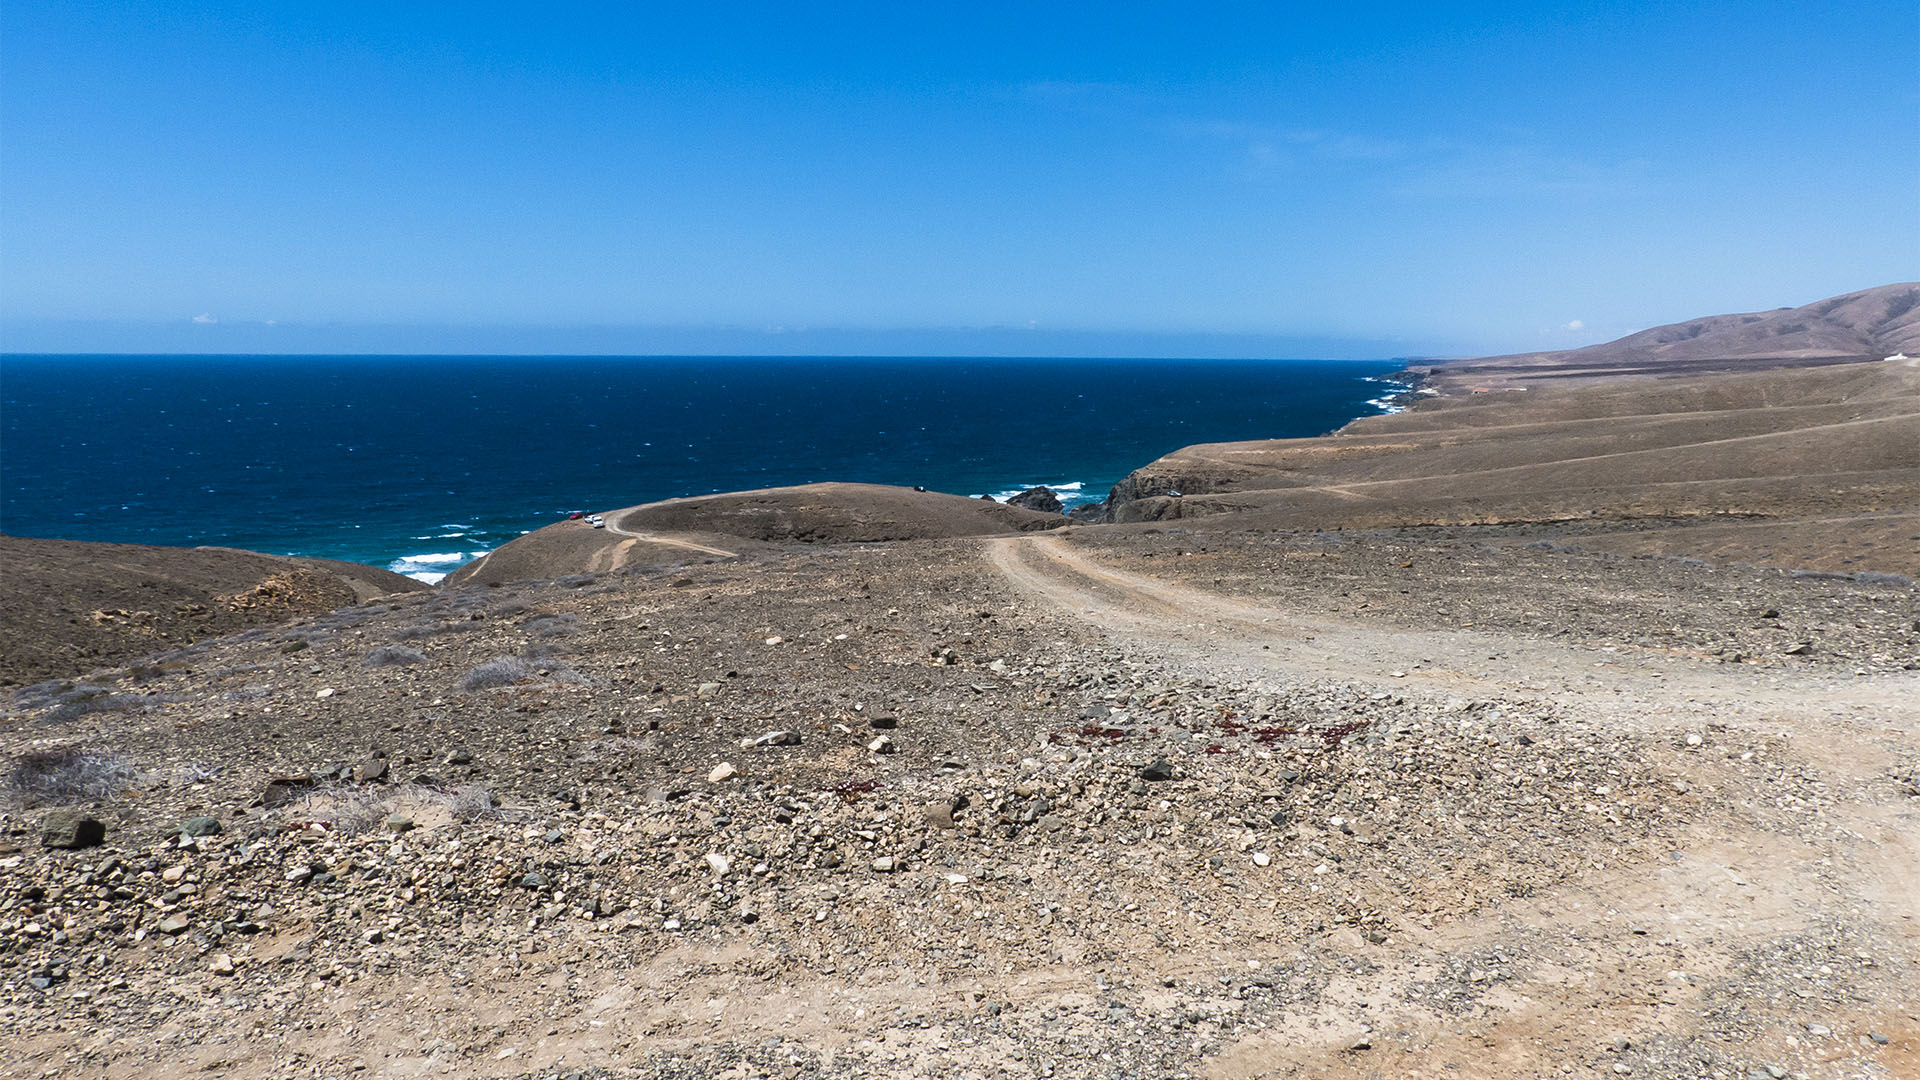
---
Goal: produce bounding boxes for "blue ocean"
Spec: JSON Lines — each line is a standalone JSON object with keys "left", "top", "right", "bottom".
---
{"left": 1, "top": 355, "right": 1408, "bottom": 581}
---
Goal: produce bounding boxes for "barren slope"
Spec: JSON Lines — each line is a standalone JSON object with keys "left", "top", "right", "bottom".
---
{"left": 1109, "top": 357, "right": 1920, "bottom": 574}
{"left": 1441, "top": 281, "right": 1920, "bottom": 381}
{"left": 0, "top": 536, "right": 427, "bottom": 688}
{"left": 451, "top": 482, "right": 1068, "bottom": 586}
{"left": 2, "top": 524, "right": 1913, "bottom": 1080}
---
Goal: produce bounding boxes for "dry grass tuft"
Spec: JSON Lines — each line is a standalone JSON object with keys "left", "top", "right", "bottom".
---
{"left": 6, "top": 746, "right": 136, "bottom": 804}
{"left": 460, "top": 656, "right": 535, "bottom": 691}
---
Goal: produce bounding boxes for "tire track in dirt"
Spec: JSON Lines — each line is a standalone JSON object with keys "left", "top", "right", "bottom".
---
{"left": 984, "top": 534, "right": 1920, "bottom": 1078}
{"left": 986, "top": 532, "right": 1916, "bottom": 743}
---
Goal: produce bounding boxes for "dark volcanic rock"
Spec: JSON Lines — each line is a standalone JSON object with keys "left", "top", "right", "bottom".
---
{"left": 40, "top": 811, "right": 106, "bottom": 850}
{"left": 1007, "top": 487, "right": 1064, "bottom": 514}
{"left": 177, "top": 816, "right": 223, "bottom": 837}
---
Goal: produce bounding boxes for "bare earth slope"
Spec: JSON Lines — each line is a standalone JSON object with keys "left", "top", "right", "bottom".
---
{"left": 1439, "top": 281, "right": 1920, "bottom": 383}
{"left": 0, "top": 536, "right": 428, "bottom": 688}
{"left": 1111, "top": 355, "right": 1920, "bottom": 574}
{"left": 2, "top": 524, "right": 1913, "bottom": 1080}
{"left": 451, "top": 482, "right": 1068, "bottom": 586}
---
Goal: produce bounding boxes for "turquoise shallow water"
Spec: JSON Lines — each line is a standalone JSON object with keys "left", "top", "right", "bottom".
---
{"left": 1, "top": 355, "right": 1407, "bottom": 580}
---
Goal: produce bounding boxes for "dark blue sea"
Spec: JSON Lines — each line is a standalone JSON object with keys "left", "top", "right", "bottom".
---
{"left": 1, "top": 355, "right": 1408, "bottom": 581}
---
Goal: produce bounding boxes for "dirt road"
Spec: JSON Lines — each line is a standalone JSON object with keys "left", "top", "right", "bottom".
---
{"left": 986, "top": 531, "right": 1920, "bottom": 1078}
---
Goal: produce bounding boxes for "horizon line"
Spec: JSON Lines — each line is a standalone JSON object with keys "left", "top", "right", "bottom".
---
{"left": 0, "top": 350, "right": 1440, "bottom": 363}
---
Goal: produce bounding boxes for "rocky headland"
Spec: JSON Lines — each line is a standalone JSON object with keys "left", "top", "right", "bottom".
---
{"left": 2, "top": 286, "right": 1916, "bottom": 1080}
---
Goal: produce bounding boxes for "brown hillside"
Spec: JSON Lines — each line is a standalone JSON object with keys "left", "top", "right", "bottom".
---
{"left": 1107, "top": 356, "right": 1920, "bottom": 574}
{"left": 1440, "top": 282, "right": 1919, "bottom": 384}
{"left": 450, "top": 482, "right": 1068, "bottom": 585}
{"left": 0, "top": 536, "right": 427, "bottom": 687}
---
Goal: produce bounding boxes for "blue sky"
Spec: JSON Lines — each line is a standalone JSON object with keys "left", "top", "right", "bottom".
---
{"left": 2, "top": 1, "right": 1915, "bottom": 357}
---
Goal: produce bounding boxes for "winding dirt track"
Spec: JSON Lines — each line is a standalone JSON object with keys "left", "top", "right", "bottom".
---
{"left": 603, "top": 511, "right": 739, "bottom": 559}
{"left": 985, "top": 531, "right": 1920, "bottom": 1077}
{"left": 987, "top": 533, "right": 1916, "bottom": 741}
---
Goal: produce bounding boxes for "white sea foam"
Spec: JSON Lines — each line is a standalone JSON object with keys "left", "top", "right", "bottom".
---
{"left": 973, "top": 481, "right": 1099, "bottom": 509}
{"left": 389, "top": 549, "right": 491, "bottom": 584}
{"left": 1364, "top": 377, "right": 1418, "bottom": 415}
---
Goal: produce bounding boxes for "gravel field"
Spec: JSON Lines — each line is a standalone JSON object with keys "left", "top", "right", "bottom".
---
{"left": 3, "top": 527, "right": 1916, "bottom": 1079}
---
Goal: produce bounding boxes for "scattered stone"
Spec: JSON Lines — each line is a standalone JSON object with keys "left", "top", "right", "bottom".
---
{"left": 40, "top": 811, "right": 105, "bottom": 850}
{"left": 385, "top": 813, "right": 415, "bottom": 833}
{"left": 705, "top": 852, "right": 731, "bottom": 876}
{"left": 871, "top": 856, "right": 898, "bottom": 873}
{"left": 1139, "top": 757, "right": 1174, "bottom": 782}
{"left": 753, "top": 730, "right": 802, "bottom": 747}
{"left": 158, "top": 913, "right": 191, "bottom": 935}
{"left": 177, "top": 815, "right": 223, "bottom": 837}
{"left": 707, "top": 762, "right": 738, "bottom": 783}
{"left": 261, "top": 776, "right": 315, "bottom": 808}
{"left": 209, "top": 953, "right": 236, "bottom": 976}
{"left": 868, "top": 735, "right": 896, "bottom": 754}
{"left": 922, "top": 798, "right": 961, "bottom": 830}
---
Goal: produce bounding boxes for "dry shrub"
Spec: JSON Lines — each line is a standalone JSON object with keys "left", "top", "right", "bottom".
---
{"left": 461, "top": 656, "right": 534, "bottom": 691}
{"left": 524, "top": 613, "right": 579, "bottom": 638}
{"left": 6, "top": 746, "right": 135, "bottom": 804}
{"left": 296, "top": 785, "right": 388, "bottom": 838}
{"left": 363, "top": 645, "right": 427, "bottom": 668}
{"left": 442, "top": 784, "right": 502, "bottom": 822}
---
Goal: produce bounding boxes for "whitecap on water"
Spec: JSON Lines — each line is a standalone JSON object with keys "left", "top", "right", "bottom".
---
{"left": 388, "top": 549, "right": 492, "bottom": 584}
{"left": 974, "top": 481, "right": 1099, "bottom": 508}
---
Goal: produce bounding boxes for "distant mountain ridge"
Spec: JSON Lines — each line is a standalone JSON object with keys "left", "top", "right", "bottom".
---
{"left": 1448, "top": 283, "right": 1920, "bottom": 378}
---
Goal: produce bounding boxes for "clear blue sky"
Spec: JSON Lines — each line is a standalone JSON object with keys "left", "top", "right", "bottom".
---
{"left": 3, "top": 1, "right": 1915, "bottom": 357}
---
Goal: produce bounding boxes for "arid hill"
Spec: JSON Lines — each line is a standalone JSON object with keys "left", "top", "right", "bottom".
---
{"left": 1438, "top": 281, "right": 1920, "bottom": 384}
{"left": 0, "top": 536, "right": 426, "bottom": 688}
{"left": 1106, "top": 310, "right": 1920, "bottom": 574}
{"left": 449, "top": 481, "right": 1068, "bottom": 586}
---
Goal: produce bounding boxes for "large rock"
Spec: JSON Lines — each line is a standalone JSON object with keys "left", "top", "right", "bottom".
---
{"left": 41, "top": 811, "right": 106, "bottom": 849}
{"left": 1007, "top": 486, "right": 1063, "bottom": 514}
